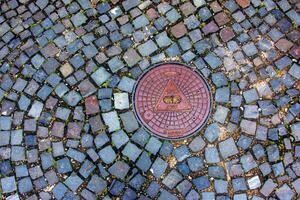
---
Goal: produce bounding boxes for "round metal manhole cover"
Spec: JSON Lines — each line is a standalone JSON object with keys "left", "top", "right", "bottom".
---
{"left": 133, "top": 62, "right": 212, "bottom": 140}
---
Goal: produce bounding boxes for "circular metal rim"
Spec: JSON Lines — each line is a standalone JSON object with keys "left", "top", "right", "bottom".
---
{"left": 132, "top": 61, "right": 213, "bottom": 140}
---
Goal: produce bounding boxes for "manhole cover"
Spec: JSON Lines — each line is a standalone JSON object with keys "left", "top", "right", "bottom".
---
{"left": 133, "top": 62, "right": 212, "bottom": 140}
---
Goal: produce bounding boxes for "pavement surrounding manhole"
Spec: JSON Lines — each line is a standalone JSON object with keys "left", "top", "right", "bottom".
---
{"left": 133, "top": 63, "right": 211, "bottom": 140}
{"left": 0, "top": 0, "right": 300, "bottom": 200}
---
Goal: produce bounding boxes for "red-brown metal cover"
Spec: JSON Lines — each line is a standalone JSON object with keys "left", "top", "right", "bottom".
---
{"left": 133, "top": 63, "right": 212, "bottom": 140}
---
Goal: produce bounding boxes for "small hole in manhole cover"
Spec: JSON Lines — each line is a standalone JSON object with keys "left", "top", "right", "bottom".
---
{"left": 133, "top": 62, "right": 212, "bottom": 140}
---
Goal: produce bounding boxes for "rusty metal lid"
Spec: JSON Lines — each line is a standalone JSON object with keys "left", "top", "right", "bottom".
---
{"left": 133, "top": 62, "right": 212, "bottom": 140}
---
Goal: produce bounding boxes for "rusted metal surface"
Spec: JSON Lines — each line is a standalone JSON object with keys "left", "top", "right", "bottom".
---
{"left": 133, "top": 62, "right": 212, "bottom": 140}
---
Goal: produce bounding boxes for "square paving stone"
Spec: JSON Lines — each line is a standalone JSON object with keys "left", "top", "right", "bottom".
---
{"left": 158, "top": 190, "right": 178, "bottom": 200}
{"left": 184, "top": 15, "right": 200, "bottom": 30}
{"left": 122, "top": 0, "right": 140, "bottom": 11}
{"left": 147, "top": 181, "right": 160, "bottom": 198}
{"left": 114, "top": 93, "right": 129, "bottom": 110}
{"left": 240, "top": 119, "right": 257, "bottom": 135}
{"left": 52, "top": 141, "right": 65, "bottom": 157}
{"left": 133, "top": 15, "right": 149, "bottom": 29}
{"left": 176, "top": 180, "right": 192, "bottom": 196}
{"left": 52, "top": 182, "right": 68, "bottom": 200}
{"left": 290, "top": 122, "right": 300, "bottom": 141}
{"left": 87, "top": 175, "right": 107, "bottom": 194}
{"left": 63, "top": 91, "right": 82, "bottom": 107}
{"left": 122, "top": 142, "right": 142, "bottom": 162}
{"left": 83, "top": 45, "right": 98, "bottom": 59}
{"left": 40, "top": 153, "right": 53, "bottom": 171}
{"left": 112, "top": 130, "right": 129, "bottom": 149}
{"left": 0, "top": 116, "right": 12, "bottom": 130}
{"left": 79, "top": 160, "right": 96, "bottom": 178}
{"left": 215, "top": 87, "right": 230, "bottom": 103}
{"left": 244, "top": 105, "right": 259, "bottom": 119}
{"left": 186, "top": 190, "right": 200, "bottom": 199}
{"left": 204, "top": 123, "right": 220, "bottom": 143}
{"left": 202, "top": 21, "right": 219, "bottom": 35}
{"left": 214, "top": 179, "right": 228, "bottom": 193}
{"left": 108, "top": 57, "right": 125, "bottom": 73}
{"left": 187, "top": 157, "right": 204, "bottom": 172}
{"left": 137, "top": 40, "right": 158, "bottom": 56}
{"left": 240, "top": 152, "right": 257, "bottom": 172}
{"left": 78, "top": 79, "right": 97, "bottom": 98}
{"left": 11, "top": 146, "right": 25, "bottom": 161}
{"left": 15, "top": 165, "right": 28, "bottom": 178}
{"left": 198, "top": 7, "right": 212, "bottom": 21}
{"left": 57, "top": 158, "right": 72, "bottom": 174}
{"left": 85, "top": 95, "right": 100, "bottom": 115}
{"left": 212, "top": 72, "right": 228, "bottom": 87}
{"left": 18, "top": 95, "right": 30, "bottom": 111}
{"left": 81, "top": 134, "right": 94, "bottom": 148}
{"left": 232, "top": 178, "right": 247, "bottom": 192}
{"left": 18, "top": 177, "right": 33, "bottom": 193}
{"left": 109, "top": 180, "right": 125, "bottom": 196}
{"left": 292, "top": 178, "right": 300, "bottom": 194}
{"left": 253, "top": 144, "right": 265, "bottom": 159}
{"left": 219, "top": 137, "right": 239, "bottom": 159}
{"left": 145, "top": 137, "right": 162, "bottom": 155}
{"left": 60, "top": 63, "right": 74, "bottom": 78}
{"left": 267, "top": 144, "right": 280, "bottom": 162}
{"left": 151, "top": 157, "right": 168, "bottom": 178}
{"left": 123, "top": 48, "right": 141, "bottom": 67}
{"left": 193, "top": 176, "right": 210, "bottom": 191}
{"left": 131, "top": 128, "right": 150, "bottom": 147}
{"left": 205, "top": 147, "right": 220, "bottom": 163}
{"left": 98, "top": 88, "right": 113, "bottom": 99}
{"left": 99, "top": 145, "right": 116, "bottom": 164}
{"left": 54, "top": 83, "right": 69, "bottom": 98}
{"left": 155, "top": 31, "right": 172, "bottom": 48}
{"left": 166, "top": 9, "right": 181, "bottom": 23}
{"left": 204, "top": 53, "right": 222, "bottom": 69}
{"left": 102, "top": 111, "right": 120, "bottom": 133}
{"left": 174, "top": 145, "right": 190, "bottom": 162}
{"left": 171, "top": 22, "right": 187, "bottom": 38}
{"left": 28, "top": 166, "right": 43, "bottom": 180}
{"left": 51, "top": 122, "right": 65, "bottom": 138}
{"left": 71, "top": 12, "right": 87, "bottom": 27}
{"left": 243, "top": 88, "right": 259, "bottom": 103}
{"left": 176, "top": 162, "right": 190, "bottom": 176}
{"left": 214, "top": 105, "right": 229, "bottom": 124}
{"left": 64, "top": 174, "right": 83, "bottom": 192}
{"left": 237, "top": 134, "right": 252, "bottom": 150}
{"left": 247, "top": 176, "right": 261, "bottom": 190}
{"left": 178, "top": 37, "right": 192, "bottom": 51}
{"left": 275, "top": 184, "right": 295, "bottom": 200}
{"left": 288, "top": 64, "right": 300, "bottom": 79}
{"left": 108, "top": 161, "right": 130, "bottom": 180}
{"left": 67, "top": 122, "right": 82, "bottom": 139}
{"left": 242, "top": 42, "right": 258, "bottom": 56}
{"left": 129, "top": 174, "right": 146, "bottom": 190}
{"left": 0, "top": 131, "right": 10, "bottom": 146}
{"left": 120, "top": 111, "right": 139, "bottom": 133}
{"left": 136, "top": 151, "right": 152, "bottom": 172}
{"left": 1, "top": 176, "right": 17, "bottom": 193}
{"left": 118, "top": 76, "right": 135, "bottom": 93}
{"left": 162, "top": 170, "right": 183, "bottom": 189}
{"left": 189, "top": 136, "right": 206, "bottom": 152}
{"left": 94, "top": 133, "right": 109, "bottom": 149}
{"left": 91, "top": 67, "right": 111, "bottom": 86}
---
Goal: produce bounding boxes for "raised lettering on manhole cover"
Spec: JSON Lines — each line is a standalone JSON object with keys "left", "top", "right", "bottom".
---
{"left": 133, "top": 63, "right": 212, "bottom": 140}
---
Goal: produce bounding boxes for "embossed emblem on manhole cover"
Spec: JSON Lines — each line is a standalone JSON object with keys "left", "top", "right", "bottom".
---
{"left": 133, "top": 62, "right": 212, "bottom": 140}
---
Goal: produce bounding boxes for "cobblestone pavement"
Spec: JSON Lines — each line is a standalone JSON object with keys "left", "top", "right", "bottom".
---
{"left": 0, "top": 0, "right": 300, "bottom": 199}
